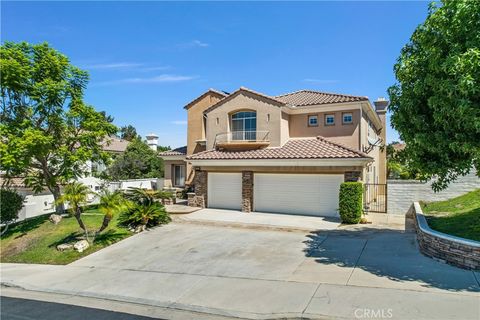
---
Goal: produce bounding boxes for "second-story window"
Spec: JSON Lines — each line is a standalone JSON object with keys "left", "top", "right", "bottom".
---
{"left": 325, "top": 114, "right": 335, "bottom": 126}
{"left": 231, "top": 111, "right": 256, "bottom": 140}
{"left": 308, "top": 115, "right": 318, "bottom": 127}
{"left": 342, "top": 112, "right": 353, "bottom": 124}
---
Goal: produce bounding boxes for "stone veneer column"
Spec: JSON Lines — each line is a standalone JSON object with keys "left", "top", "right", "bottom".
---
{"left": 344, "top": 171, "right": 361, "bottom": 182}
{"left": 242, "top": 171, "right": 253, "bottom": 212}
{"left": 192, "top": 169, "right": 207, "bottom": 208}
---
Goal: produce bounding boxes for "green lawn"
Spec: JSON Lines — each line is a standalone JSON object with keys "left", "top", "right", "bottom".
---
{"left": 421, "top": 189, "right": 480, "bottom": 242}
{"left": 0, "top": 208, "right": 132, "bottom": 265}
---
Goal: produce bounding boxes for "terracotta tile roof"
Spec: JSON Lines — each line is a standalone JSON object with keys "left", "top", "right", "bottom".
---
{"left": 159, "top": 146, "right": 187, "bottom": 156}
{"left": 187, "top": 137, "right": 371, "bottom": 160}
{"left": 102, "top": 137, "right": 130, "bottom": 153}
{"left": 276, "top": 90, "right": 368, "bottom": 106}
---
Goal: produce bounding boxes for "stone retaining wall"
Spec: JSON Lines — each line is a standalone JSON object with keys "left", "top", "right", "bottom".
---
{"left": 388, "top": 171, "right": 479, "bottom": 214}
{"left": 412, "top": 202, "right": 480, "bottom": 270}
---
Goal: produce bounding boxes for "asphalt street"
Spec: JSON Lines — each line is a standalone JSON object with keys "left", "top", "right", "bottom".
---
{"left": 1, "top": 296, "right": 161, "bottom": 320}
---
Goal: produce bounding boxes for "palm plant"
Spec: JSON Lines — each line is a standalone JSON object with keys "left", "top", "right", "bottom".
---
{"left": 124, "top": 187, "right": 157, "bottom": 206}
{"left": 56, "top": 182, "right": 90, "bottom": 239}
{"left": 119, "top": 187, "right": 171, "bottom": 232}
{"left": 96, "top": 189, "right": 125, "bottom": 235}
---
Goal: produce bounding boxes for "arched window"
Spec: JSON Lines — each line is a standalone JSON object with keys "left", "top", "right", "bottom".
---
{"left": 231, "top": 111, "right": 256, "bottom": 140}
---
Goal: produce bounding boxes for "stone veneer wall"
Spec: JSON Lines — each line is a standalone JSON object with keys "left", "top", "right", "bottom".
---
{"left": 190, "top": 170, "right": 207, "bottom": 208}
{"left": 242, "top": 171, "right": 253, "bottom": 212}
{"left": 412, "top": 202, "right": 480, "bottom": 270}
{"left": 388, "top": 171, "right": 479, "bottom": 215}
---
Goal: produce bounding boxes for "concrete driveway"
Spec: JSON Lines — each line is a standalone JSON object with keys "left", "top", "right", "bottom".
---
{"left": 2, "top": 222, "right": 479, "bottom": 319}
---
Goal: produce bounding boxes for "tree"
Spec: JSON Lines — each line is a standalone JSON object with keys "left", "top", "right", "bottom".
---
{"left": 388, "top": 1, "right": 480, "bottom": 191}
{"left": 119, "top": 125, "right": 138, "bottom": 141}
{"left": 0, "top": 42, "right": 117, "bottom": 212}
{"left": 107, "top": 138, "right": 164, "bottom": 180}
{"left": 386, "top": 142, "right": 425, "bottom": 180}
{"left": 56, "top": 182, "right": 90, "bottom": 240}
{"left": 96, "top": 189, "right": 125, "bottom": 235}
{"left": 0, "top": 189, "right": 24, "bottom": 235}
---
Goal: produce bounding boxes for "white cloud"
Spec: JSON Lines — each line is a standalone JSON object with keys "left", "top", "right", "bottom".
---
{"left": 192, "top": 40, "right": 209, "bottom": 47}
{"left": 171, "top": 120, "right": 187, "bottom": 125}
{"left": 94, "top": 74, "right": 196, "bottom": 86}
{"left": 302, "top": 79, "right": 339, "bottom": 84}
{"left": 176, "top": 40, "right": 210, "bottom": 50}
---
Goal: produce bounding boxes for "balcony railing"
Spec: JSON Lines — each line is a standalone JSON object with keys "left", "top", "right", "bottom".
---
{"left": 214, "top": 131, "right": 270, "bottom": 150}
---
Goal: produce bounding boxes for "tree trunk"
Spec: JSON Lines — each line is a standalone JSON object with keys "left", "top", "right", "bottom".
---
{"left": 73, "top": 207, "right": 89, "bottom": 241}
{"left": 51, "top": 185, "right": 64, "bottom": 214}
{"left": 96, "top": 215, "right": 111, "bottom": 234}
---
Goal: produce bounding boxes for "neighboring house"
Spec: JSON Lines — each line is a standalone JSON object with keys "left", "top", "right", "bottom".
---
{"left": 160, "top": 87, "right": 387, "bottom": 217}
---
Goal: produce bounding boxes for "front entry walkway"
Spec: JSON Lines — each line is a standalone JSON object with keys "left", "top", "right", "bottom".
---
{"left": 173, "top": 208, "right": 341, "bottom": 231}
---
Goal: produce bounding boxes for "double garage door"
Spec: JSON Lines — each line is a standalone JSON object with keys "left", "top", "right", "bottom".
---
{"left": 208, "top": 172, "right": 343, "bottom": 217}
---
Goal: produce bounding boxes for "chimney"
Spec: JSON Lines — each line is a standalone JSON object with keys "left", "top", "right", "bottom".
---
{"left": 373, "top": 97, "right": 389, "bottom": 113}
{"left": 145, "top": 133, "right": 159, "bottom": 151}
{"left": 373, "top": 98, "right": 388, "bottom": 185}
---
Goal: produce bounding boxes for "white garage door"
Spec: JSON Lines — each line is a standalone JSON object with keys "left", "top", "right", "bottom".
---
{"left": 254, "top": 174, "right": 344, "bottom": 217}
{"left": 208, "top": 172, "right": 242, "bottom": 210}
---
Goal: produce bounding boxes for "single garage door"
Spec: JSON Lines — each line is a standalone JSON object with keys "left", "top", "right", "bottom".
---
{"left": 208, "top": 172, "right": 242, "bottom": 210}
{"left": 254, "top": 173, "right": 344, "bottom": 217}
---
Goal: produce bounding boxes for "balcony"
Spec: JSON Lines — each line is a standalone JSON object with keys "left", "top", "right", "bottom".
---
{"left": 214, "top": 131, "right": 270, "bottom": 150}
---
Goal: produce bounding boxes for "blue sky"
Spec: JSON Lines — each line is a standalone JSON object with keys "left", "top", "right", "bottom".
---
{"left": 2, "top": 1, "right": 429, "bottom": 148}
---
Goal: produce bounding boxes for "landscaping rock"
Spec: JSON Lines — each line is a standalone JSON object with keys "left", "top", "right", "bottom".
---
{"left": 73, "top": 240, "right": 89, "bottom": 253}
{"left": 56, "top": 243, "right": 73, "bottom": 251}
{"left": 134, "top": 225, "right": 146, "bottom": 233}
{"left": 49, "top": 214, "right": 62, "bottom": 225}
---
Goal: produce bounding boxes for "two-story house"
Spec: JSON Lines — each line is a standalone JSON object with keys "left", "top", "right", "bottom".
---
{"left": 160, "top": 87, "right": 387, "bottom": 217}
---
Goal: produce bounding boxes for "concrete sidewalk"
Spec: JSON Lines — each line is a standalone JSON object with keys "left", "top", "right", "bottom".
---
{"left": 1, "top": 223, "right": 479, "bottom": 319}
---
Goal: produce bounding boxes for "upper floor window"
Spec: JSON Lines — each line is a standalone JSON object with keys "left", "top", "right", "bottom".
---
{"left": 308, "top": 115, "right": 318, "bottom": 127}
{"left": 231, "top": 111, "right": 256, "bottom": 140}
{"left": 342, "top": 112, "right": 353, "bottom": 124}
{"left": 325, "top": 114, "right": 335, "bottom": 126}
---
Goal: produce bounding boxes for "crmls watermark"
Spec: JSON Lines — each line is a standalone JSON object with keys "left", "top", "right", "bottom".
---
{"left": 354, "top": 308, "right": 393, "bottom": 319}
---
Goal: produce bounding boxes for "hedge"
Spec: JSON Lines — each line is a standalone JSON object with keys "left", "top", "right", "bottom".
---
{"left": 338, "top": 182, "right": 363, "bottom": 224}
{"left": 1, "top": 188, "right": 24, "bottom": 224}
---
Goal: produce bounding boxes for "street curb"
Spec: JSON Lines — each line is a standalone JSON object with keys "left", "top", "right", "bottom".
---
{"left": 0, "top": 282, "right": 335, "bottom": 320}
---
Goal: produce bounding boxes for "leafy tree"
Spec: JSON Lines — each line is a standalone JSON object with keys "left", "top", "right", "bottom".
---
{"left": 157, "top": 145, "right": 171, "bottom": 152}
{"left": 388, "top": 1, "right": 480, "bottom": 191}
{"left": 119, "top": 125, "right": 138, "bottom": 141}
{"left": 386, "top": 142, "right": 425, "bottom": 180}
{"left": 0, "top": 189, "right": 24, "bottom": 235}
{"left": 107, "top": 138, "right": 164, "bottom": 180}
{"left": 56, "top": 182, "right": 90, "bottom": 240}
{"left": 0, "top": 42, "right": 117, "bottom": 212}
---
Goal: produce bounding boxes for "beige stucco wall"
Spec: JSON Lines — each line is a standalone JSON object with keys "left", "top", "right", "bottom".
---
{"left": 288, "top": 109, "right": 361, "bottom": 150}
{"left": 359, "top": 112, "right": 387, "bottom": 185}
{"left": 186, "top": 92, "right": 224, "bottom": 184}
{"left": 164, "top": 159, "right": 186, "bottom": 188}
{"left": 205, "top": 92, "right": 283, "bottom": 149}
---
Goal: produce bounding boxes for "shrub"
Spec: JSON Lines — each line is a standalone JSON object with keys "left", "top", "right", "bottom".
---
{"left": 1, "top": 188, "right": 24, "bottom": 235}
{"left": 118, "top": 202, "right": 171, "bottom": 230}
{"left": 338, "top": 182, "right": 363, "bottom": 224}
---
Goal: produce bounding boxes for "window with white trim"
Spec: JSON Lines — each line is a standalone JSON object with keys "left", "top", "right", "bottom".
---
{"left": 325, "top": 114, "right": 335, "bottom": 125}
{"left": 342, "top": 112, "right": 353, "bottom": 124}
{"left": 308, "top": 115, "right": 318, "bottom": 127}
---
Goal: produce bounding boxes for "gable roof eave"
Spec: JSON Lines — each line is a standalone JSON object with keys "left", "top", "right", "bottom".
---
{"left": 184, "top": 89, "right": 228, "bottom": 110}
{"left": 203, "top": 87, "right": 289, "bottom": 114}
